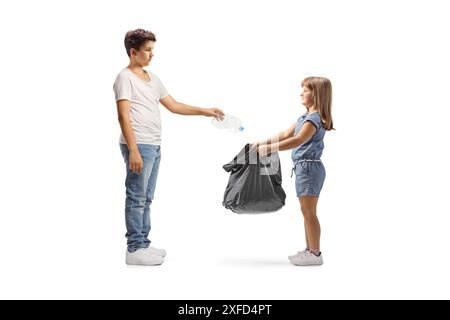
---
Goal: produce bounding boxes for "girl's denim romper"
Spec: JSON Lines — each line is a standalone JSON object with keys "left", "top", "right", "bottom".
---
{"left": 291, "top": 112, "right": 326, "bottom": 197}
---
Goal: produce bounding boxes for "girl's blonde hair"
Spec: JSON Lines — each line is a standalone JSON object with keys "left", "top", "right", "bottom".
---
{"left": 301, "top": 77, "right": 334, "bottom": 131}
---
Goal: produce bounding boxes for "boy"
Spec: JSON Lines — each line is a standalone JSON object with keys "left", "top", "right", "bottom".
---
{"left": 113, "top": 29, "right": 224, "bottom": 266}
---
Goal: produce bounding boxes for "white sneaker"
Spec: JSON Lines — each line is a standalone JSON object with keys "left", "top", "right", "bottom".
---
{"left": 144, "top": 245, "right": 166, "bottom": 257}
{"left": 290, "top": 250, "right": 323, "bottom": 266}
{"left": 288, "top": 248, "right": 309, "bottom": 260}
{"left": 126, "top": 248, "right": 164, "bottom": 266}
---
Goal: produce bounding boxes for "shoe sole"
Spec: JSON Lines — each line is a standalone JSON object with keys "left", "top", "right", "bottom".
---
{"left": 290, "top": 260, "right": 323, "bottom": 266}
{"left": 126, "top": 257, "right": 164, "bottom": 266}
{"left": 126, "top": 261, "right": 164, "bottom": 266}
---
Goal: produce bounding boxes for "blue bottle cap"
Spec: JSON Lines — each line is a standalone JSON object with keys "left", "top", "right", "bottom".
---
{"left": 239, "top": 126, "right": 244, "bottom": 132}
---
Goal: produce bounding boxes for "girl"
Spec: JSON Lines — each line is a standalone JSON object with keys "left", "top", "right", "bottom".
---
{"left": 254, "top": 77, "right": 333, "bottom": 266}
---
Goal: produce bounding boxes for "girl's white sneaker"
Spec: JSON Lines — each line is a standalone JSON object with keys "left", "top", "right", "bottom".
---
{"left": 290, "top": 251, "right": 323, "bottom": 266}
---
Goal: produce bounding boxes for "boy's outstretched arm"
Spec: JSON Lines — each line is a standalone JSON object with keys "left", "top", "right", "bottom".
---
{"left": 258, "top": 122, "right": 316, "bottom": 156}
{"left": 160, "top": 95, "right": 224, "bottom": 120}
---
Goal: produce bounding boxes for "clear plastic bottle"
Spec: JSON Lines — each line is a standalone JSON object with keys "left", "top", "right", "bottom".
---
{"left": 211, "top": 114, "right": 244, "bottom": 132}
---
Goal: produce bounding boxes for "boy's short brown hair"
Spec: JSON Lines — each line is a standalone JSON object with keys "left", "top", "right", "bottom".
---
{"left": 124, "top": 29, "right": 156, "bottom": 57}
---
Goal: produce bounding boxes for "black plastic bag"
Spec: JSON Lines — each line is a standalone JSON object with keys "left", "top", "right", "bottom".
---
{"left": 222, "top": 144, "right": 286, "bottom": 213}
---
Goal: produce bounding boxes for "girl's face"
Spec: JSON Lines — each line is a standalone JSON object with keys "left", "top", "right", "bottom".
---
{"left": 300, "top": 85, "right": 314, "bottom": 107}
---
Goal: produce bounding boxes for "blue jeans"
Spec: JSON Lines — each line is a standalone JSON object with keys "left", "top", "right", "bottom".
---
{"left": 120, "top": 144, "right": 161, "bottom": 252}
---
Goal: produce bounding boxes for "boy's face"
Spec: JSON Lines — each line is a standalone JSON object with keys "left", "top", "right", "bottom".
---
{"left": 131, "top": 41, "right": 155, "bottom": 67}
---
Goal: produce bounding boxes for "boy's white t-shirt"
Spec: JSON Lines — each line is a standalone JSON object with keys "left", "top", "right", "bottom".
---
{"left": 113, "top": 68, "right": 169, "bottom": 145}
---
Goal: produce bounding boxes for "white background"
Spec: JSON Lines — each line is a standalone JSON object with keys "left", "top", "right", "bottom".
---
{"left": 1, "top": 0, "right": 449, "bottom": 299}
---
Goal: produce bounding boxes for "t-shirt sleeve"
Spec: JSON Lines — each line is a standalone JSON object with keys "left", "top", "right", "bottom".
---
{"left": 113, "top": 74, "right": 132, "bottom": 101}
{"left": 153, "top": 74, "right": 169, "bottom": 100}
{"left": 159, "top": 81, "right": 169, "bottom": 100}
{"left": 305, "top": 113, "right": 322, "bottom": 130}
